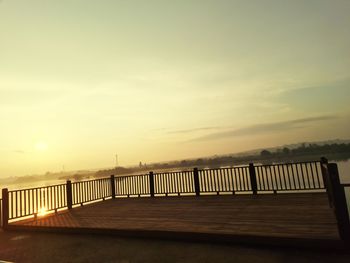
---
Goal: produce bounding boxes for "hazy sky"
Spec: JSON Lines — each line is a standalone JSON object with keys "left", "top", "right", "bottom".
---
{"left": 1, "top": 0, "right": 350, "bottom": 177}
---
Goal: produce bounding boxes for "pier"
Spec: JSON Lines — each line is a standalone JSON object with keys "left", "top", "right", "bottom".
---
{"left": 1, "top": 159, "right": 350, "bottom": 248}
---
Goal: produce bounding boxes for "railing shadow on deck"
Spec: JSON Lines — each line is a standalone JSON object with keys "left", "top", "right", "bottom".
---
{"left": 1, "top": 157, "right": 350, "bottom": 243}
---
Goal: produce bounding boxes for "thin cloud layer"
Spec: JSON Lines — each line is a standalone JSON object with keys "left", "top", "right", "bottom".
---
{"left": 167, "top": 126, "right": 220, "bottom": 135}
{"left": 191, "top": 115, "right": 337, "bottom": 142}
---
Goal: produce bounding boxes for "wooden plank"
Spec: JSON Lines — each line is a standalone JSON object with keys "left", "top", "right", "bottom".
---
{"left": 8, "top": 193, "right": 339, "bottom": 242}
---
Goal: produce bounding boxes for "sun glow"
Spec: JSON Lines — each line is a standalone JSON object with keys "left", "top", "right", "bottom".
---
{"left": 37, "top": 207, "right": 48, "bottom": 217}
{"left": 35, "top": 141, "right": 48, "bottom": 152}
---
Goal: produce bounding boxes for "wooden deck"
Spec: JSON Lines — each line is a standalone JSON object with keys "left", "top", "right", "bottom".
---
{"left": 6, "top": 193, "right": 342, "bottom": 248}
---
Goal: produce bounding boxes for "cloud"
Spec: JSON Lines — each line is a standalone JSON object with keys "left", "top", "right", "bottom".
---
{"left": 167, "top": 126, "right": 221, "bottom": 135}
{"left": 13, "top": 150, "right": 26, "bottom": 154}
{"left": 276, "top": 78, "right": 350, "bottom": 113}
{"left": 190, "top": 115, "right": 337, "bottom": 142}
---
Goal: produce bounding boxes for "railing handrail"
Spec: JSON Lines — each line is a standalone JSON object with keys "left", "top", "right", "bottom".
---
{"left": 254, "top": 160, "right": 321, "bottom": 167}
{"left": 8, "top": 183, "right": 67, "bottom": 193}
{"left": 116, "top": 173, "right": 148, "bottom": 179}
{"left": 71, "top": 177, "right": 110, "bottom": 184}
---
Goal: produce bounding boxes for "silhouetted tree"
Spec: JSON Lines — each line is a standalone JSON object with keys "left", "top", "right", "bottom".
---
{"left": 260, "top": 150, "right": 272, "bottom": 157}
{"left": 282, "top": 147, "right": 290, "bottom": 155}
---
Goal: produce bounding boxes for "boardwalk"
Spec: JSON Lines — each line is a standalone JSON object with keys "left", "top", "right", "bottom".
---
{"left": 7, "top": 193, "right": 341, "bottom": 247}
{"left": 2, "top": 160, "right": 349, "bottom": 249}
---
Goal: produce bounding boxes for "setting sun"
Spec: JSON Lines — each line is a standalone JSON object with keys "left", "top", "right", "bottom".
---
{"left": 37, "top": 207, "right": 48, "bottom": 217}
{"left": 35, "top": 142, "right": 48, "bottom": 152}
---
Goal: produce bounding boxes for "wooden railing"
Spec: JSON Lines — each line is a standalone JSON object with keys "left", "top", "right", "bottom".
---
{"left": 1, "top": 158, "right": 349, "bottom": 242}
{"left": 71, "top": 177, "right": 112, "bottom": 206}
{"left": 7, "top": 184, "right": 67, "bottom": 220}
{"left": 198, "top": 166, "right": 251, "bottom": 194}
{"left": 115, "top": 174, "right": 150, "bottom": 197}
{"left": 255, "top": 161, "right": 324, "bottom": 192}
{"left": 114, "top": 162, "right": 325, "bottom": 197}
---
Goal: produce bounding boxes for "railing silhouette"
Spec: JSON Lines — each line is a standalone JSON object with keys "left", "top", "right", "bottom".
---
{"left": 114, "top": 162, "right": 324, "bottom": 197}
{"left": 71, "top": 177, "right": 112, "bottom": 206}
{"left": 1, "top": 158, "right": 349, "bottom": 242}
{"left": 7, "top": 184, "right": 67, "bottom": 220}
{"left": 115, "top": 174, "right": 150, "bottom": 197}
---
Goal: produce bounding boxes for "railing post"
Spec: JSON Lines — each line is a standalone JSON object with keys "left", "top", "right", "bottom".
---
{"left": 320, "top": 157, "right": 332, "bottom": 207}
{"left": 249, "top": 163, "right": 258, "bottom": 195}
{"left": 2, "top": 188, "right": 9, "bottom": 229}
{"left": 111, "top": 175, "right": 116, "bottom": 198}
{"left": 66, "top": 180, "right": 72, "bottom": 210}
{"left": 149, "top": 171, "right": 155, "bottom": 197}
{"left": 327, "top": 163, "right": 350, "bottom": 242}
{"left": 193, "top": 168, "right": 200, "bottom": 196}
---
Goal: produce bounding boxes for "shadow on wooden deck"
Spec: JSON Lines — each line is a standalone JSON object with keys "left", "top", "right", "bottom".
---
{"left": 5, "top": 193, "right": 346, "bottom": 249}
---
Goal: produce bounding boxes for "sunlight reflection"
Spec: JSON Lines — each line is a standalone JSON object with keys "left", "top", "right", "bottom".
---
{"left": 37, "top": 207, "right": 48, "bottom": 217}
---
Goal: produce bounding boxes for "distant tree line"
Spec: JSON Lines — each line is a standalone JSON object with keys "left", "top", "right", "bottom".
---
{"left": 261, "top": 143, "right": 350, "bottom": 157}
{"left": 92, "top": 143, "right": 350, "bottom": 178}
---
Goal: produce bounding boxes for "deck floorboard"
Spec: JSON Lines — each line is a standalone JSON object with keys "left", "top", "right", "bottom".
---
{"left": 9, "top": 193, "right": 340, "bottom": 242}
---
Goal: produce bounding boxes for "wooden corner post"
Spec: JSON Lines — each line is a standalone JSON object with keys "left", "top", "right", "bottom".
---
{"left": 249, "top": 163, "right": 258, "bottom": 195}
{"left": 149, "top": 171, "right": 155, "bottom": 197}
{"left": 320, "top": 157, "right": 333, "bottom": 207}
{"left": 327, "top": 163, "right": 350, "bottom": 242}
{"left": 193, "top": 168, "right": 200, "bottom": 196}
{"left": 111, "top": 175, "right": 116, "bottom": 198}
{"left": 66, "top": 180, "right": 73, "bottom": 210}
{"left": 1, "top": 188, "right": 9, "bottom": 229}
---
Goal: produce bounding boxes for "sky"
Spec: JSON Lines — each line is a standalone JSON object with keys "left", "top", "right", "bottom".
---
{"left": 1, "top": 0, "right": 350, "bottom": 177}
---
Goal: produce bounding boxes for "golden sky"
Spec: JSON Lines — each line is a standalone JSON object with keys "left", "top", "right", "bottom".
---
{"left": 1, "top": 0, "right": 350, "bottom": 177}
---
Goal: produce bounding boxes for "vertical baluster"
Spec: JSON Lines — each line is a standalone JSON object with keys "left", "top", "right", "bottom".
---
{"left": 314, "top": 162, "right": 321, "bottom": 188}
{"left": 265, "top": 166, "right": 271, "bottom": 191}
{"left": 120, "top": 178, "right": 123, "bottom": 196}
{"left": 171, "top": 173, "right": 175, "bottom": 193}
{"left": 168, "top": 173, "right": 171, "bottom": 194}
{"left": 134, "top": 176, "right": 137, "bottom": 196}
{"left": 257, "top": 167, "right": 262, "bottom": 191}
{"left": 281, "top": 165, "right": 287, "bottom": 190}
{"left": 187, "top": 171, "right": 191, "bottom": 193}
{"left": 50, "top": 186, "right": 53, "bottom": 210}
{"left": 237, "top": 168, "right": 242, "bottom": 191}
{"left": 198, "top": 170, "right": 202, "bottom": 193}
{"left": 140, "top": 175, "right": 143, "bottom": 195}
{"left": 261, "top": 167, "right": 266, "bottom": 191}
{"left": 304, "top": 163, "right": 310, "bottom": 189}
{"left": 294, "top": 164, "right": 301, "bottom": 189}
{"left": 310, "top": 163, "right": 316, "bottom": 188}
{"left": 156, "top": 174, "right": 160, "bottom": 194}
{"left": 11, "top": 192, "right": 14, "bottom": 219}
{"left": 224, "top": 169, "right": 229, "bottom": 192}
{"left": 229, "top": 168, "right": 234, "bottom": 193}
{"left": 273, "top": 165, "right": 279, "bottom": 190}
{"left": 241, "top": 168, "right": 246, "bottom": 191}
{"left": 208, "top": 170, "right": 212, "bottom": 192}
{"left": 288, "top": 165, "right": 295, "bottom": 189}
{"left": 183, "top": 172, "right": 187, "bottom": 193}
{"left": 299, "top": 163, "right": 306, "bottom": 189}
{"left": 244, "top": 167, "right": 249, "bottom": 191}
{"left": 30, "top": 189, "right": 33, "bottom": 214}
{"left": 199, "top": 170, "right": 204, "bottom": 192}
{"left": 232, "top": 168, "right": 237, "bottom": 193}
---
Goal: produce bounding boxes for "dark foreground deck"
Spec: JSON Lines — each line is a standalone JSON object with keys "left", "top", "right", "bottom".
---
{"left": 6, "top": 193, "right": 342, "bottom": 248}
